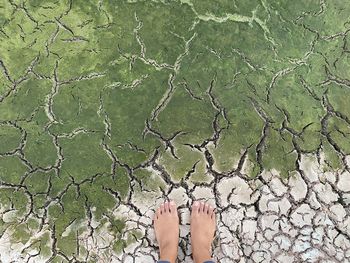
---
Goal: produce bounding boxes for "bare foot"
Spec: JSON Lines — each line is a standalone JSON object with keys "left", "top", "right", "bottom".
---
{"left": 190, "top": 201, "right": 216, "bottom": 263}
{"left": 154, "top": 200, "right": 179, "bottom": 263}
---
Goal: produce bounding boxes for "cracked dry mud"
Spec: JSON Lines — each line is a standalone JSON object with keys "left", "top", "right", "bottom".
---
{"left": 0, "top": 0, "right": 350, "bottom": 262}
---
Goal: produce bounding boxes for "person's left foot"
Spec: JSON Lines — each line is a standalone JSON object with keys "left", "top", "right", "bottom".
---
{"left": 153, "top": 200, "right": 179, "bottom": 263}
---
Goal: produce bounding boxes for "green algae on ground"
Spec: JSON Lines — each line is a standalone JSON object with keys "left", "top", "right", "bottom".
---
{"left": 0, "top": 0, "right": 350, "bottom": 260}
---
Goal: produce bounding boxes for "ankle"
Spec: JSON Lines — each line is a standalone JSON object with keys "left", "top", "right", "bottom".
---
{"left": 193, "top": 247, "right": 212, "bottom": 263}
{"left": 159, "top": 257, "right": 176, "bottom": 263}
{"left": 159, "top": 254, "right": 176, "bottom": 263}
{"left": 159, "top": 243, "right": 177, "bottom": 263}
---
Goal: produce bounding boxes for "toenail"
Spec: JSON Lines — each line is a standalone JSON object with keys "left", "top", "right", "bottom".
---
{"left": 170, "top": 200, "right": 175, "bottom": 205}
{"left": 193, "top": 201, "right": 199, "bottom": 206}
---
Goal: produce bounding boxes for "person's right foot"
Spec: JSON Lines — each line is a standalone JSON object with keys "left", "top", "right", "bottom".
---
{"left": 190, "top": 201, "right": 216, "bottom": 263}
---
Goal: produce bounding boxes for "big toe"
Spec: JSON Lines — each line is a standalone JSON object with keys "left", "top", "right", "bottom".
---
{"left": 169, "top": 200, "right": 178, "bottom": 215}
{"left": 191, "top": 201, "right": 200, "bottom": 215}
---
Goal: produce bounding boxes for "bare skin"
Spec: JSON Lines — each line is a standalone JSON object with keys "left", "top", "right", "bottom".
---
{"left": 154, "top": 200, "right": 179, "bottom": 263}
{"left": 153, "top": 200, "right": 216, "bottom": 263}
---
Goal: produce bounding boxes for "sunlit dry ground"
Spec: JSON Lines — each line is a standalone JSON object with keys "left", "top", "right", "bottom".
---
{"left": 0, "top": 0, "right": 350, "bottom": 262}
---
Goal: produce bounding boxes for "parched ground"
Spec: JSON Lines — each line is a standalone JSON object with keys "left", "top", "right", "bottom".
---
{"left": 0, "top": 0, "right": 350, "bottom": 262}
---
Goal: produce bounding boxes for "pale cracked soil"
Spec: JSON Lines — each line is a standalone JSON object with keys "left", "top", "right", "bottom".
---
{"left": 1, "top": 153, "right": 350, "bottom": 262}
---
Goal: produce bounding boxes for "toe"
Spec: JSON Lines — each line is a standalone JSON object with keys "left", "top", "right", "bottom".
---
{"left": 160, "top": 203, "right": 165, "bottom": 214}
{"left": 156, "top": 207, "right": 161, "bottom": 218}
{"left": 208, "top": 205, "right": 214, "bottom": 216}
{"left": 204, "top": 203, "right": 209, "bottom": 214}
{"left": 156, "top": 208, "right": 161, "bottom": 218}
{"left": 211, "top": 208, "right": 216, "bottom": 220}
{"left": 199, "top": 201, "right": 205, "bottom": 213}
{"left": 164, "top": 201, "right": 169, "bottom": 213}
{"left": 192, "top": 201, "right": 199, "bottom": 215}
{"left": 169, "top": 200, "right": 177, "bottom": 214}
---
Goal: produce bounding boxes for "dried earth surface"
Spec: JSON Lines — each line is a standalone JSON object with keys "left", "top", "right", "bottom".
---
{"left": 0, "top": 0, "right": 350, "bottom": 262}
